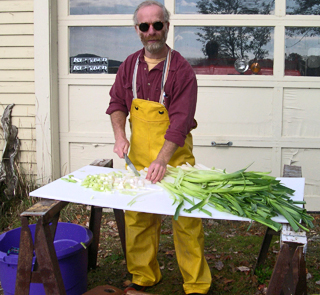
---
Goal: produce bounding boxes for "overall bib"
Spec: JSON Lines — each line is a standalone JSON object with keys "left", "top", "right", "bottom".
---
{"left": 125, "top": 50, "right": 211, "bottom": 294}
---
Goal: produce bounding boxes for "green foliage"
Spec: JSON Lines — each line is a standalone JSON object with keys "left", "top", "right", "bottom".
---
{"left": 255, "top": 265, "right": 273, "bottom": 284}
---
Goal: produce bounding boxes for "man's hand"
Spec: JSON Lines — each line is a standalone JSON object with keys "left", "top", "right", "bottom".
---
{"left": 146, "top": 140, "right": 179, "bottom": 183}
{"left": 113, "top": 137, "right": 130, "bottom": 158}
{"left": 146, "top": 158, "right": 167, "bottom": 184}
{"left": 110, "top": 111, "right": 129, "bottom": 158}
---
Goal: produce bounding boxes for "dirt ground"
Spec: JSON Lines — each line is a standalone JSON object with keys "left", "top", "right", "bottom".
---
{"left": 87, "top": 211, "right": 320, "bottom": 295}
{"left": 0, "top": 209, "right": 319, "bottom": 295}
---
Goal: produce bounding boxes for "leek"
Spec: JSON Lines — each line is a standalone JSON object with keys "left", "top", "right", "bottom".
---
{"left": 160, "top": 164, "right": 314, "bottom": 232}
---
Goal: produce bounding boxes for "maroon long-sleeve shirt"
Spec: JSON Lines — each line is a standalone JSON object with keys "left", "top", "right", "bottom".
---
{"left": 106, "top": 46, "right": 197, "bottom": 147}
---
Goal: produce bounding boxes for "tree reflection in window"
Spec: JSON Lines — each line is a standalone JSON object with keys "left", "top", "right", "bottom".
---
{"left": 70, "top": 0, "right": 164, "bottom": 15}
{"left": 175, "top": 26, "right": 274, "bottom": 75}
{"left": 285, "top": 27, "right": 320, "bottom": 76}
{"left": 286, "top": 0, "right": 320, "bottom": 15}
{"left": 176, "top": 0, "right": 274, "bottom": 15}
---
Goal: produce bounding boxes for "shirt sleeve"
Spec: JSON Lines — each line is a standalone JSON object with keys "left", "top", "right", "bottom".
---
{"left": 165, "top": 61, "right": 197, "bottom": 147}
{"left": 106, "top": 62, "right": 130, "bottom": 116}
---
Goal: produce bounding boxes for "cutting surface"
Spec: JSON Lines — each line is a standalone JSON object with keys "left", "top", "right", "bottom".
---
{"left": 30, "top": 165, "right": 305, "bottom": 223}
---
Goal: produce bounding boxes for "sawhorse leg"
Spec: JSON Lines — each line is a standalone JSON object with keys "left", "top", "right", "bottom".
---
{"left": 15, "top": 200, "right": 68, "bottom": 295}
{"left": 267, "top": 242, "right": 307, "bottom": 295}
{"left": 88, "top": 159, "right": 126, "bottom": 269}
{"left": 255, "top": 227, "right": 279, "bottom": 271}
{"left": 255, "top": 164, "right": 307, "bottom": 294}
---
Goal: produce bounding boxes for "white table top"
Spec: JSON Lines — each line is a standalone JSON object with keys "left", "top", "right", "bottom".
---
{"left": 30, "top": 165, "right": 305, "bottom": 223}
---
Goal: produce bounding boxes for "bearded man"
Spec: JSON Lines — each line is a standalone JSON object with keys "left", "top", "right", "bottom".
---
{"left": 106, "top": 1, "right": 212, "bottom": 294}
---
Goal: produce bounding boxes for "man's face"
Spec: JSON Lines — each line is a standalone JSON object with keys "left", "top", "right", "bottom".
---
{"left": 135, "top": 5, "right": 169, "bottom": 55}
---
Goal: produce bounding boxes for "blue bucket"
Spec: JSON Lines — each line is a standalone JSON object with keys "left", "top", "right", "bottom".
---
{"left": 0, "top": 222, "right": 93, "bottom": 295}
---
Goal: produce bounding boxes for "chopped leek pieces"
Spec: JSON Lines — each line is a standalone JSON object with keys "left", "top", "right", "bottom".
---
{"left": 61, "top": 170, "right": 156, "bottom": 196}
{"left": 159, "top": 164, "right": 314, "bottom": 232}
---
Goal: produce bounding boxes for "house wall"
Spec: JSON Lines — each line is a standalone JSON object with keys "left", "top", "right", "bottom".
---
{"left": 0, "top": 0, "right": 36, "bottom": 175}
{"left": 1, "top": 0, "right": 319, "bottom": 211}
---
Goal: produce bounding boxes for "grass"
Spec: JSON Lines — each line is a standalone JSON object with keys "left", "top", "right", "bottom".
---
{"left": 81, "top": 210, "right": 320, "bottom": 295}
{"left": 0, "top": 199, "right": 319, "bottom": 294}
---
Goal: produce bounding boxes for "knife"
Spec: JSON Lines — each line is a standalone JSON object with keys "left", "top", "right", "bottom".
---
{"left": 124, "top": 153, "right": 140, "bottom": 176}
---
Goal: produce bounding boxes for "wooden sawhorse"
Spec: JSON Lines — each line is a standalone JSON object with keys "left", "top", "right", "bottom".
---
{"left": 15, "top": 159, "right": 126, "bottom": 295}
{"left": 255, "top": 164, "right": 307, "bottom": 295}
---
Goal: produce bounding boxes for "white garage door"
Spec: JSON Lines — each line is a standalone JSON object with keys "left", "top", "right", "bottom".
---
{"left": 57, "top": 0, "right": 320, "bottom": 210}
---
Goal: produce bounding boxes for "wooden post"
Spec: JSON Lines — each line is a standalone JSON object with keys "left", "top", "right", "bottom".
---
{"left": 88, "top": 159, "right": 126, "bottom": 269}
{"left": 255, "top": 164, "right": 307, "bottom": 295}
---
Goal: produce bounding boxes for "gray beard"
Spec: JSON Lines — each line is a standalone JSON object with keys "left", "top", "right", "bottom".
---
{"left": 145, "top": 40, "right": 165, "bottom": 54}
{"left": 140, "top": 30, "right": 168, "bottom": 54}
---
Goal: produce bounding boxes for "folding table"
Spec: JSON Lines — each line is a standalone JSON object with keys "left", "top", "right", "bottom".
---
{"left": 15, "top": 161, "right": 307, "bottom": 295}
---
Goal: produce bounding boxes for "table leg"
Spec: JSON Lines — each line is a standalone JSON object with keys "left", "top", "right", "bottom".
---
{"left": 113, "top": 208, "right": 126, "bottom": 260}
{"left": 88, "top": 206, "right": 103, "bottom": 269}
{"left": 255, "top": 227, "right": 279, "bottom": 271}
{"left": 34, "top": 219, "right": 67, "bottom": 295}
{"left": 15, "top": 217, "right": 34, "bottom": 295}
{"left": 266, "top": 242, "right": 307, "bottom": 295}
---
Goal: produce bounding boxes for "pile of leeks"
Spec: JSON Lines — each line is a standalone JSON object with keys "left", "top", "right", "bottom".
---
{"left": 158, "top": 164, "right": 314, "bottom": 232}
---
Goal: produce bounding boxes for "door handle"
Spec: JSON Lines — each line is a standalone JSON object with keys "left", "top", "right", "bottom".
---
{"left": 211, "top": 141, "right": 233, "bottom": 147}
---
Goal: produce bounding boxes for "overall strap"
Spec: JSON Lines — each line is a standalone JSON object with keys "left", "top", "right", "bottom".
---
{"left": 132, "top": 56, "right": 140, "bottom": 100}
{"left": 159, "top": 49, "right": 172, "bottom": 106}
{"left": 132, "top": 49, "right": 172, "bottom": 106}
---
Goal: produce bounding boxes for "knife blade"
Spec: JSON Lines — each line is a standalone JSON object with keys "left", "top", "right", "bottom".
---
{"left": 124, "top": 153, "right": 140, "bottom": 176}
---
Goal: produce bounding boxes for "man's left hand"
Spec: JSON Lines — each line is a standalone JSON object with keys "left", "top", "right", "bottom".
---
{"left": 146, "top": 140, "right": 179, "bottom": 183}
{"left": 146, "top": 158, "right": 167, "bottom": 184}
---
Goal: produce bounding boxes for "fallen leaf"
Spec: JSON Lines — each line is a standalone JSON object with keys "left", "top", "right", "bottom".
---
{"left": 165, "top": 250, "right": 175, "bottom": 256}
{"left": 123, "top": 280, "right": 131, "bottom": 287}
{"left": 223, "top": 255, "right": 233, "bottom": 261}
{"left": 161, "top": 229, "right": 173, "bottom": 235}
{"left": 258, "top": 284, "right": 265, "bottom": 290}
{"left": 107, "top": 221, "right": 118, "bottom": 230}
{"left": 214, "top": 260, "right": 224, "bottom": 271}
{"left": 222, "top": 278, "right": 234, "bottom": 285}
{"left": 237, "top": 266, "right": 251, "bottom": 272}
{"left": 239, "top": 260, "right": 250, "bottom": 267}
{"left": 228, "top": 262, "right": 236, "bottom": 273}
{"left": 205, "top": 253, "right": 215, "bottom": 260}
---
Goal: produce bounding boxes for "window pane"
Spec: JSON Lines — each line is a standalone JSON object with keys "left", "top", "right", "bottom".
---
{"left": 286, "top": 0, "right": 320, "bottom": 15}
{"left": 285, "top": 27, "right": 320, "bottom": 76}
{"left": 70, "top": 0, "right": 164, "bottom": 15}
{"left": 176, "top": 0, "right": 275, "bottom": 15}
{"left": 69, "top": 27, "right": 141, "bottom": 74}
{"left": 175, "top": 26, "right": 274, "bottom": 75}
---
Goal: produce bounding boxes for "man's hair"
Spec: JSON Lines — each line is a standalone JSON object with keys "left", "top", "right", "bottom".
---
{"left": 133, "top": 1, "right": 170, "bottom": 25}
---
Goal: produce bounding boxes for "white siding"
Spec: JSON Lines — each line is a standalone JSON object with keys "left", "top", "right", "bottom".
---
{"left": 0, "top": 0, "right": 36, "bottom": 176}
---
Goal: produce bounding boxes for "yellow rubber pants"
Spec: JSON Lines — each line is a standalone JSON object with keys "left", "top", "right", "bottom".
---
{"left": 126, "top": 99, "right": 211, "bottom": 294}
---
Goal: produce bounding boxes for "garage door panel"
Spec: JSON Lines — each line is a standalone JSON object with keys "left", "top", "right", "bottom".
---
{"left": 195, "top": 87, "right": 273, "bottom": 137}
{"left": 70, "top": 143, "right": 125, "bottom": 172}
{"left": 283, "top": 88, "right": 320, "bottom": 138}
{"left": 282, "top": 148, "right": 320, "bottom": 211}
{"left": 69, "top": 85, "right": 110, "bottom": 133}
{"left": 193, "top": 146, "right": 272, "bottom": 173}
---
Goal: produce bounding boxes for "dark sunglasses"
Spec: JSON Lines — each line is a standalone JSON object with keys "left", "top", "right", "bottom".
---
{"left": 138, "top": 21, "right": 166, "bottom": 32}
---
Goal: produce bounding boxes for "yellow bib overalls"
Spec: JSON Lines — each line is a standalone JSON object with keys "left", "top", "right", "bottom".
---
{"left": 125, "top": 51, "right": 211, "bottom": 294}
